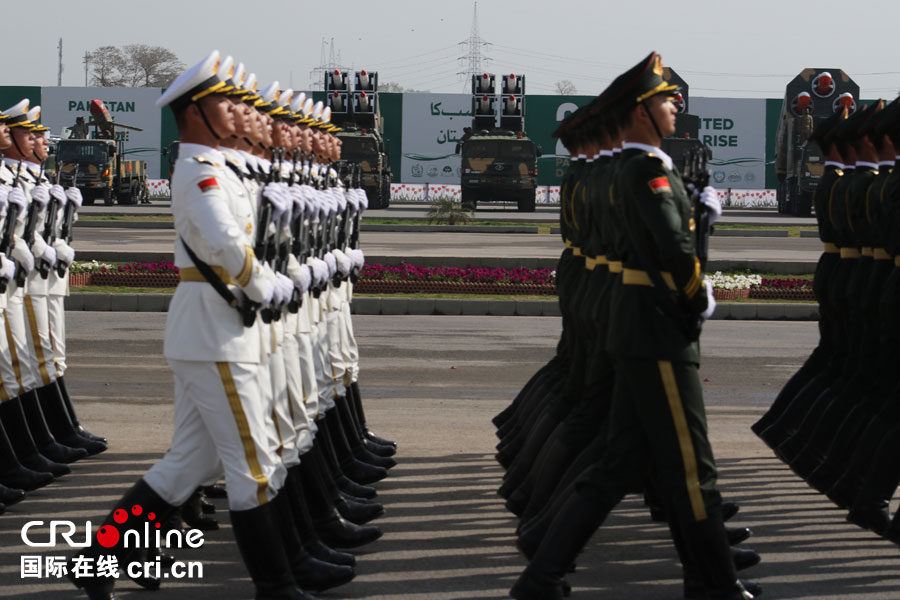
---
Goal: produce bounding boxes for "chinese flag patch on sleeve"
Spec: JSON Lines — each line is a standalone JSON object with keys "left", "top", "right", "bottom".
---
{"left": 197, "top": 177, "right": 219, "bottom": 193}
{"left": 648, "top": 176, "right": 671, "bottom": 194}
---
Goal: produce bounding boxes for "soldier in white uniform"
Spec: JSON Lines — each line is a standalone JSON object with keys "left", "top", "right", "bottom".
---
{"left": 69, "top": 51, "right": 321, "bottom": 600}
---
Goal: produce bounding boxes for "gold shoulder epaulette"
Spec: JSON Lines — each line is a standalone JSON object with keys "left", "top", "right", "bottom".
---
{"left": 193, "top": 156, "right": 222, "bottom": 168}
{"left": 835, "top": 169, "right": 844, "bottom": 177}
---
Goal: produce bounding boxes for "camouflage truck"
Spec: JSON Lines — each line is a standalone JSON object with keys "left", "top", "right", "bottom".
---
{"left": 327, "top": 69, "right": 391, "bottom": 209}
{"left": 55, "top": 137, "right": 148, "bottom": 205}
{"left": 55, "top": 100, "right": 149, "bottom": 205}
{"left": 456, "top": 73, "right": 540, "bottom": 212}
{"left": 774, "top": 69, "right": 858, "bottom": 215}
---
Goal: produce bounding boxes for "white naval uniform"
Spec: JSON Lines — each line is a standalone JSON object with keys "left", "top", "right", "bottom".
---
{"left": 143, "top": 143, "right": 282, "bottom": 511}
{"left": 0, "top": 163, "right": 22, "bottom": 401}
{"left": 2, "top": 159, "right": 50, "bottom": 394}
{"left": 48, "top": 188, "right": 73, "bottom": 378}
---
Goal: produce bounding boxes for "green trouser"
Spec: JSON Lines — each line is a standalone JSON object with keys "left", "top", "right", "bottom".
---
{"left": 576, "top": 357, "right": 721, "bottom": 523}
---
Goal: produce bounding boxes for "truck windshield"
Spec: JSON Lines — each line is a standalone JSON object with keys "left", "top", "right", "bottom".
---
{"left": 57, "top": 143, "right": 109, "bottom": 164}
{"left": 463, "top": 141, "right": 499, "bottom": 157}
{"left": 499, "top": 142, "right": 534, "bottom": 159}
{"left": 339, "top": 136, "right": 377, "bottom": 156}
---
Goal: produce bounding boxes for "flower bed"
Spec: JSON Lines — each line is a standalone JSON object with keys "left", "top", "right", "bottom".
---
{"left": 359, "top": 264, "right": 556, "bottom": 286}
{"left": 354, "top": 279, "right": 555, "bottom": 296}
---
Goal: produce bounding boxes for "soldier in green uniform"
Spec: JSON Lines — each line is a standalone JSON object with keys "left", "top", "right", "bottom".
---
{"left": 510, "top": 52, "right": 755, "bottom": 600}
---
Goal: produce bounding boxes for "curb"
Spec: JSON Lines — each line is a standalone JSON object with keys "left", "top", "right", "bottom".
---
{"left": 76, "top": 221, "right": 174, "bottom": 229}
{"left": 62, "top": 293, "right": 819, "bottom": 320}
{"left": 361, "top": 224, "right": 539, "bottom": 233}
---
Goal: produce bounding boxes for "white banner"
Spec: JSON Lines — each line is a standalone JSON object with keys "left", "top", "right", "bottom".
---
{"left": 690, "top": 97, "right": 767, "bottom": 190}
{"left": 39, "top": 87, "right": 163, "bottom": 177}
{"left": 400, "top": 93, "right": 470, "bottom": 183}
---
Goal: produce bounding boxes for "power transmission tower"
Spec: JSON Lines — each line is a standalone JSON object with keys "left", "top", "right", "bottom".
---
{"left": 458, "top": 2, "right": 491, "bottom": 91}
{"left": 309, "top": 37, "right": 349, "bottom": 90}
{"left": 57, "top": 38, "right": 63, "bottom": 86}
{"left": 83, "top": 51, "right": 90, "bottom": 86}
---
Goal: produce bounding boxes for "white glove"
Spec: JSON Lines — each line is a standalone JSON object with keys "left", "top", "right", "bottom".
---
{"left": 40, "top": 245, "right": 57, "bottom": 267}
{"left": 274, "top": 272, "right": 293, "bottom": 305}
{"left": 7, "top": 187, "right": 26, "bottom": 211}
{"left": 11, "top": 239, "right": 34, "bottom": 274}
{"left": 66, "top": 186, "right": 83, "bottom": 209}
{"left": 323, "top": 252, "right": 337, "bottom": 277}
{"left": 0, "top": 254, "right": 14, "bottom": 282}
{"left": 263, "top": 182, "right": 290, "bottom": 221}
{"left": 356, "top": 188, "right": 369, "bottom": 211}
{"left": 50, "top": 184, "right": 67, "bottom": 206}
{"left": 30, "top": 185, "right": 49, "bottom": 209}
{"left": 700, "top": 280, "right": 716, "bottom": 323}
{"left": 294, "top": 263, "right": 312, "bottom": 294}
{"left": 259, "top": 278, "right": 275, "bottom": 305}
{"left": 333, "top": 249, "right": 352, "bottom": 277}
{"left": 699, "top": 186, "right": 722, "bottom": 225}
{"left": 53, "top": 240, "right": 75, "bottom": 266}
{"left": 347, "top": 248, "right": 365, "bottom": 270}
{"left": 308, "top": 258, "right": 329, "bottom": 287}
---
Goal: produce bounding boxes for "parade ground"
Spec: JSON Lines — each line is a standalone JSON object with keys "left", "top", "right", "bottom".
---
{"left": 0, "top": 313, "right": 897, "bottom": 599}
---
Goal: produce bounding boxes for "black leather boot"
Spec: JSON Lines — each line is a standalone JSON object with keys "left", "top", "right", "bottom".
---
{"left": 349, "top": 381, "right": 396, "bottom": 448}
{"left": 18, "top": 391, "right": 89, "bottom": 464}
{"left": 181, "top": 488, "right": 218, "bottom": 530}
{"left": 679, "top": 508, "right": 757, "bottom": 599}
{"left": 203, "top": 482, "right": 228, "bottom": 498}
{"left": 68, "top": 479, "right": 177, "bottom": 600}
{"left": 36, "top": 382, "right": 107, "bottom": 455}
{"left": 0, "top": 396, "right": 73, "bottom": 476}
{"left": 56, "top": 376, "right": 107, "bottom": 444}
{"left": 335, "top": 395, "right": 396, "bottom": 469}
{"left": 0, "top": 416, "right": 53, "bottom": 491}
{"left": 308, "top": 442, "right": 377, "bottom": 499}
{"left": 0, "top": 481, "right": 25, "bottom": 506}
{"left": 230, "top": 498, "right": 320, "bottom": 600}
{"left": 510, "top": 491, "right": 610, "bottom": 600}
{"left": 339, "top": 388, "right": 396, "bottom": 457}
{"left": 272, "top": 490, "right": 355, "bottom": 592}
{"left": 336, "top": 491, "right": 384, "bottom": 525}
{"left": 321, "top": 416, "right": 386, "bottom": 485}
{"left": 727, "top": 526, "right": 752, "bottom": 546}
{"left": 285, "top": 465, "right": 355, "bottom": 567}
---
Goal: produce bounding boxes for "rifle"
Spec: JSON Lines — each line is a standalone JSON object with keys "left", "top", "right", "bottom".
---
{"left": 56, "top": 165, "right": 79, "bottom": 277}
{"left": 0, "top": 161, "right": 23, "bottom": 293}
{"left": 15, "top": 163, "right": 43, "bottom": 288}
{"left": 682, "top": 144, "right": 713, "bottom": 272}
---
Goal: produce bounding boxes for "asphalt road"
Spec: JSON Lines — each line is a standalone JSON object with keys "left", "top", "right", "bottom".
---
{"left": 70, "top": 228, "right": 824, "bottom": 264}
{"left": 1, "top": 314, "right": 897, "bottom": 599}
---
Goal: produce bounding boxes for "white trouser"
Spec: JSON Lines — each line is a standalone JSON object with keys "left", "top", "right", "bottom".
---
{"left": 325, "top": 307, "right": 346, "bottom": 398}
{"left": 47, "top": 295, "right": 66, "bottom": 377}
{"left": 295, "top": 331, "right": 322, "bottom": 423}
{"left": 23, "top": 294, "right": 56, "bottom": 388}
{"left": 281, "top": 332, "right": 315, "bottom": 456}
{"left": 339, "top": 301, "right": 359, "bottom": 384}
{"left": 269, "top": 343, "right": 300, "bottom": 468}
{"left": 314, "top": 316, "right": 336, "bottom": 412}
{"left": 144, "top": 360, "right": 286, "bottom": 511}
{"left": 0, "top": 310, "right": 20, "bottom": 400}
{"left": 5, "top": 292, "right": 39, "bottom": 392}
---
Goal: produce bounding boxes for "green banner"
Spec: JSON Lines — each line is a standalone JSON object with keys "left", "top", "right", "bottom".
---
{"left": 524, "top": 95, "right": 595, "bottom": 185}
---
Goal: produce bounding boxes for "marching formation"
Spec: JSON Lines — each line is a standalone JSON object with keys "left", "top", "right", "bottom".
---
{"left": 492, "top": 52, "right": 762, "bottom": 600}
{"left": 0, "top": 99, "right": 107, "bottom": 510}
{"left": 754, "top": 97, "right": 900, "bottom": 543}
{"left": 67, "top": 51, "right": 397, "bottom": 600}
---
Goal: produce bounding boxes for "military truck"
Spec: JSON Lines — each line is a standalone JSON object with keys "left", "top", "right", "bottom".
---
{"left": 326, "top": 69, "right": 391, "bottom": 209}
{"left": 456, "top": 73, "right": 540, "bottom": 212}
{"left": 774, "top": 69, "right": 858, "bottom": 215}
{"left": 56, "top": 100, "right": 149, "bottom": 206}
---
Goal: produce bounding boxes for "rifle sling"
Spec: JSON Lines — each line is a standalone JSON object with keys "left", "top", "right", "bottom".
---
{"left": 179, "top": 237, "right": 256, "bottom": 327}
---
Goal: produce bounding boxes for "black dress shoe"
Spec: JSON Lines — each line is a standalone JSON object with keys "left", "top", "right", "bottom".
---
{"left": 182, "top": 492, "right": 219, "bottom": 531}
{"left": 722, "top": 501, "right": 739, "bottom": 522}
{"left": 39, "top": 441, "right": 88, "bottom": 465}
{"left": 307, "top": 539, "right": 355, "bottom": 567}
{"left": 363, "top": 438, "right": 396, "bottom": 457}
{"left": 365, "top": 429, "right": 396, "bottom": 448}
{"left": 203, "top": 483, "right": 227, "bottom": 498}
{"left": 685, "top": 577, "right": 762, "bottom": 599}
{"left": 0, "top": 483, "right": 25, "bottom": 507}
{"left": 0, "top": 465, "right": 54, "bottom": 491}
{"left": 76, "top": 424, "right": 108, "bottom": 445}
{"left": 340, "top": 459, "right": 386, "bottom": 485}
{"left": 58, "top": 433, "right": 107, "bottom": 456}
{"left": 199, "top": 495, "right": 216, "bottom": 515}
{"left": 727, "top": 526, "right": 752, "bottom": 546}
{"left": 336, "top": 495, "right": 384, "bottom": 525}
{"left": 316, "top": 510, "right": 382, "bottom": 549}
{"left": 353, "top": 446, "right": 396, "bottom": 470}
{"left": 336, "top": 475, "right": 376, "bottom": 500}
{"left": 732, "top": 547, "right": 760, "bottom": 571}
{"left": 289, "top": 553, "right": 355, "bottom": 592}
{"left": 22, "top": 451, "right": 71, "bottom": 478}
{"left": 847, "top": 501, "right": 890, "bottom": 534}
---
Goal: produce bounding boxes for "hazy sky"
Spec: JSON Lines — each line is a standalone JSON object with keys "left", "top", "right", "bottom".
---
{"left": 8, "top": 0, "right": 899, "bottom": 99}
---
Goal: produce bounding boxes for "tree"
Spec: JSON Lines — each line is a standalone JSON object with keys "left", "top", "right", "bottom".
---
{"left": 555, "top": 80, "right": 577, "bottom": 95}
{"left": 88, "top": 46, "right": 126, "bottom": 87}
{"left": 87, "top": 44, "right": 184, "bottom": 87}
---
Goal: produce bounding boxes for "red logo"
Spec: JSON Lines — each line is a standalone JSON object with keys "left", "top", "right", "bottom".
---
{"left": 95, "top": 504, "right": 160, "bottom": 548}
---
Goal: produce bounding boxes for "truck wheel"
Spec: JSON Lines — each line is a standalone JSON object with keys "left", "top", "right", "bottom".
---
{"left": 119, "top": 182, "right": 139, "bottom": 205}
{"left": 461, "top": 189, "right": 476, "bottom": 211}
{"left": 103, "top": 187, "right": 114, "bottom": 206}
{"left": 517, "top": 191, "right": 536, "bottom": 212}
{"left": 82, "top": 191, "right": 95, "bottom": 207}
